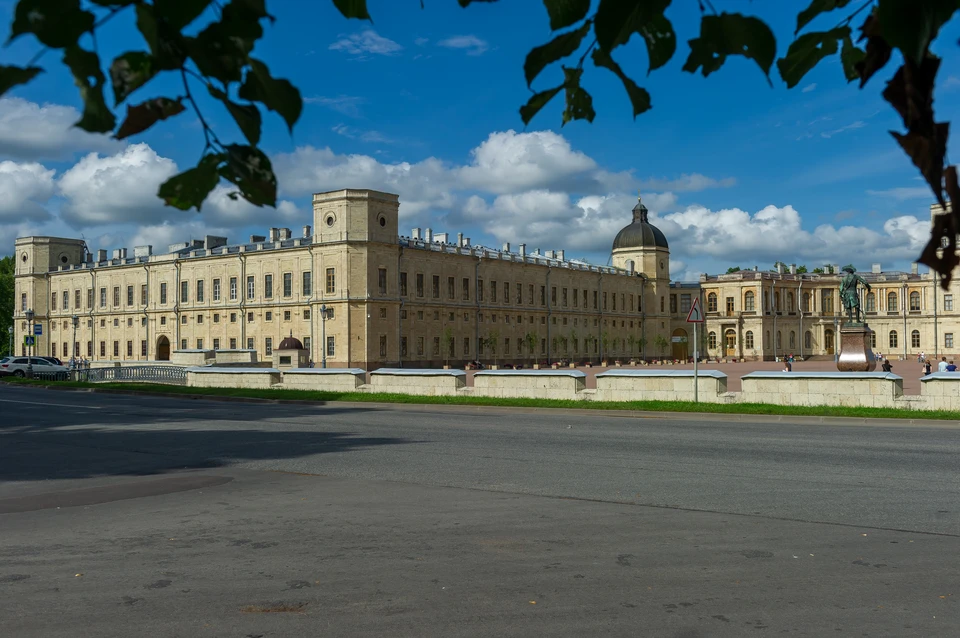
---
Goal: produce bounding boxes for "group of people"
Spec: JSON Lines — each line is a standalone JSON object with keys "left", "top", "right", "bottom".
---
{"left": 68, "top": 356, "right": 90, "bottom": 369}
{"left": 923, "top": 357, "right": 958, "bottom": 375}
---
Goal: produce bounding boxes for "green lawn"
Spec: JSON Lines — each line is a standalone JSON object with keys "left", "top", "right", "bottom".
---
{"left": 4, "top": 376, "right": 959, "bottom": 421}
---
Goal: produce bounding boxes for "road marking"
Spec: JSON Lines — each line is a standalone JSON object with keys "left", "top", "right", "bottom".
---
{"left": 0, "top": 398, "right": 102, "bottom": 409}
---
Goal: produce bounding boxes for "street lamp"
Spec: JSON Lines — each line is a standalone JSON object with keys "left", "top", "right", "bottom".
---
{"left": 71, "top": 314, "right": 79, "bottom": 368}
{"left": 24, "top": 309, "right": 34, "bottom": 379}
{"left": 319, "top": 303, "right": 328, "bottom": 369}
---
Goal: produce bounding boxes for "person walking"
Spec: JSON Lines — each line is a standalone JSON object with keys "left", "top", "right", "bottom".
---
{"left": 881, "top": 359, "right": 893, "bottom": 372}
{"left": 924, "top": 360, "right": 932, "bottom": 376}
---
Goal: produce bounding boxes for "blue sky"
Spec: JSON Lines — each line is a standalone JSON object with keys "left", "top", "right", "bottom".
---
{"left": 0, "top": 0, "right": 958, "bottom": 279}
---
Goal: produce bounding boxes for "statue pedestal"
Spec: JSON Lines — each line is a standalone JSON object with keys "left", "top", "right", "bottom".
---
{"left": 838, "top": 324, "right": 877, "bottom": 372}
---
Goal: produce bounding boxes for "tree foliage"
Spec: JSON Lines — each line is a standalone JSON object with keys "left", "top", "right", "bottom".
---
{"left": 1, "top": 0, "right": 959, "bottom": 284}
{"left": 0, "top": 255, "right": 13, "bottom": 357}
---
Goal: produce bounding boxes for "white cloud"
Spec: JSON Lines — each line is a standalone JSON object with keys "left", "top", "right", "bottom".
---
{"left": 201, "top": 185, "right": 302, "bottom": 227}
{"left": 303, "top": 95, "right": 366, "bottom": 117}
{"left": 329, "top": 30, "right": 402, "bottom": 56}
{"left": 332, "top": 124, "right": 394, "bottom": 144}
{"left": 639, "top": 174, "right": 736, "bottom": 192}
{"left": 57, "top": 143, "right": 179, "bottom": 226}
{"left": 0, "top": 97, "right": 120, "bottom": 160}
{"left": 414, "top": 37, "right": 429, "bottom": 46}
{"left": 801, "top": 83, "right": 817, "bottom": 93}
{"left": 820, "top": 120, "right": 866, "bottom": 138}
{"left": 866, "top": 186, "right": 934, "bottom": 201}
{"left": 437, "top": 35, "right": 489, "bottom": 56}
{"left": 0, "top": 160, "right": 55, "bottom": 222}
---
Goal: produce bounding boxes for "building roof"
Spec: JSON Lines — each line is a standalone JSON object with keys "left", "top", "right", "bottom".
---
{"left": 278, "top": 335, "right": 304, "bottom": 350}
{"left": 612, "top": 197, "right": 669, "bottom": 251}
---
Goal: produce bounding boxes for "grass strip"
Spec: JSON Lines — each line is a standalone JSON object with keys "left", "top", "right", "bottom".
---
{"left": 4, "top": 376, "right": 960, "bottom": 420}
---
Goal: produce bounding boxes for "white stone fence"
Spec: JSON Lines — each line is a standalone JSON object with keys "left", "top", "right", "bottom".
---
{"left": 181, "top": 366, "right": 960, "bottom": 411}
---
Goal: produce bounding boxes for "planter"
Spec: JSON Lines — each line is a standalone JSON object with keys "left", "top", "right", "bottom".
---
{"left": 443, "top": 364, "right": 451, "bottom": 369}
{"left": 568, "top": 363, "right": 576, "bottom": 368}
{"left": 533, "top": 364, "right": 541, "bottom": 370}
{"left": 490, "top": 364, "right": 499, "bottom": 370}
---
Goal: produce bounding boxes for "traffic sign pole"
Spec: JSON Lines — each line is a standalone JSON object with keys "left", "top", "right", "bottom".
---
{"left": 685, "top": 296, "right": 705, "bottom": 404}
{"left": 694, "top": 321, "right": 698, "bottom": 403}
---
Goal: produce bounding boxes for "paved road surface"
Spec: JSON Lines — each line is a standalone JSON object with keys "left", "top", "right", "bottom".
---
{"left": 2, "top": 386, "right": 959, "bottom": 636}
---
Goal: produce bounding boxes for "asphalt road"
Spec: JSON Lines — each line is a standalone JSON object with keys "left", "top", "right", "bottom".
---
{"left": 2, "top": 386, "right": 959, "bottom": 637}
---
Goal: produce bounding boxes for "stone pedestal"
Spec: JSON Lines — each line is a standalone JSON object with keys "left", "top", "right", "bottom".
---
{"left": 838, "top": 324, "right": 877, "bottom": 372}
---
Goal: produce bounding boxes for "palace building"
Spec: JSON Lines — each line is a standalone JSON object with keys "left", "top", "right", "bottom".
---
{"left": 11, "top": 192, "right": 958, "bottom": 366}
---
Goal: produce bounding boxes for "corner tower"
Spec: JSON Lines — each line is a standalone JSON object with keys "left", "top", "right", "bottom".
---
{"left": 611, "top": 195, "right": 669, "bottom": 280}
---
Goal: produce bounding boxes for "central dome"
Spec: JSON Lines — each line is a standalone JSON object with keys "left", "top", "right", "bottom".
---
{"left": 612, "top": 197, "right": 668, "bottom": 250}
{"left": 278, "top": 335, "right": 304, "bottom": 350}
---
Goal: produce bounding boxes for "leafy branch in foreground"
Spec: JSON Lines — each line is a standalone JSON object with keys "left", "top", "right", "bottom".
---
{"left": 1, "top": 0, "right": 959, "bottom": 285}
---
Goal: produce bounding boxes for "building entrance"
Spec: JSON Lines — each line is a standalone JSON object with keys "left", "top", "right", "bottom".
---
{"left": 671, "top": 328, "right": 688, "bottom": 361}
{"left": 157, "top": 336, "right": 170, "bottom": 361}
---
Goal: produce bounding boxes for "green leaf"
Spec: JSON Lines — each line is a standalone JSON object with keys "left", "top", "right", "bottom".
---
{"left": 186, "top": 0, "right": 267, "bottom": 84}
{"left": 840, "top": 34, "right": 865, "bottom": 82}
{"left": 9, "top": 0, "right": 95, "bottom": 48}
{"left": 795, "top": 0, "right": 853, "bottom": 34}
{"left": 109, "top": 51, "right": 156, "bottom": 105}
{"left": 159, "top": 154, "right": 224, "bottom": 211}
{"left": 219, "top": 145, "right": 277, "bottom": 207}
{"left": 777, "top": 27, "right": 847, "bottom": 89}
{"left": 135, "top": 3, "right": 187, "bottom": 70}
{"left": 683, "top": 13, "right": 777, "bottom": 84}
{"left": 0, "top": 65, "right": 43, "bottom": 98}
{"left": 154, "top": 0, "right": 214, "bottom": 30}
{"left": 62, "top": 45, "right": 116, "bottom": 134}
{"left": 519, "top": 85, "right": 563, "bottom": 125}
{"left": 542, "top": 0, "right": 590, "bottom": 31}
{"left": 592, "top": 48, "right": 651, "bottom": 117}
{"left": 524, "top": 21, "right": 591, "bottom": 87}
{"left": 854, "top": 10, "right": 892, "bottom": 88}
{"left": 877, "top": 0, "right": 959, "bottom": 66}
{"left": 225, "top": 100, "right": 262, "bottom": 146}
{"left": 637, "top": 12, "right": 677, "bottom": 74}
{"left": 594, "top": 0, "right": 671, "bottom": 52}
{"left": 332, "top": 0, "right": 370, "bottom": 20}
{"left": 115, "top": 97, "right": 185, "bottom": 139}
{"left": 237, "top": 58, "right": 302, "bottom": 132}
{"left": 561, "top": 67, "right": 595, "bottom": 125}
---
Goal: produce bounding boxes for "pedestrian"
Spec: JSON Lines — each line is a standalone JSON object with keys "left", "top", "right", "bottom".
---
{"left": 939, "top": 356, "right": 949, "bottom": 372}
{"left": 783, "top": 359, "right": 792, "bottom": 372}
{"left": 948, "top": 361, "right": 958, "bottom": 372}
{"left": 881, "top": 359, "right": 893, "bottom": 372}
{"left": 924, "top": 360, "right": 932, "bottom": 376}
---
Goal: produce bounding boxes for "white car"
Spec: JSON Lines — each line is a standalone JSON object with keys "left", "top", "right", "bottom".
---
{"left": 0, "top": 356, "right": 71, "bottom": 379}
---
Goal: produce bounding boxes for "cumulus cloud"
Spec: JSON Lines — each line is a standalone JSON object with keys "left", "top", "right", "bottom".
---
{"left": 866, "top": 186, "right": 934, "bottom": 201}
{"left": 437, "top": 35, "right": 489, "bottom": 55}
{"left": 329, "top": 30, "right": 402, "bottom": 56}
{"left": 0, "top": 160, "right": 55, "bottom": 222}
{"left": 303, "top": 95, "right": 366, "bottom": 117}
{"left": 0, "top": 97, "right": 120, "bottom": 160}
{"left": 639, "top": 173, "right": 736, "bottom": 192}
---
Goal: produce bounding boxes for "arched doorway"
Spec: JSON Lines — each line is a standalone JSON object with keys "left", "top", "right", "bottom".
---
{"left": 724, "top": 329, "right": 737, "bottom": 357}
{"left": 157, "top": 336, "right": 170, "bottom": 361}
{"left": 824, "top": 329, "right": 834, "bottom": 355}
{"left": 671, "top": 328, "right": 688, "bottom": 361}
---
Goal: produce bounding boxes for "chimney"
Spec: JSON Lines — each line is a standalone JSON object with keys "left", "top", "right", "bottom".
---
{"left": 249, "top": 235, "right": 266, "bottom": 243}
{"left": 457, "top": 232, "right": 463, "bottom": 247}
{"left": 502, "top": 242, "right": 510, "bottom": 253}
{"left": 134, "top": 245, "right": 153, "bottom": 258}
{"left": 872, "top": 262, "right": 882, "bottom": 274}
{"left": 281, "top": 228, "right": 292, "bottom": 240}
{"left": 464, "top": 237, "right": 470, "bottom": 247}
{"left": 112, "top": 248, "right": 127, "bottom": 259}
{"left": 789, "top": 264, "right": 796, "bottom": 274}
{"left": 519, "top": 243, "right": 526, "bottom": 257}
{"left": 425, "top": 228, "right": 433, "bottom": 243}
{"left": 303, "top": 225, "right": 312, "bottom": 238}
{"left": 96, "top": 249, "right": 107, "bottom": 262}
{"left": 435, "top": 232, "right": 448, "bottom": 244}
{"left": 776, "top": 263, "right": 784, "bottom": 274}
{"left": 753, "top": 265, "right": 759, "bottom": 271}
{"left": 412, "top": 227, "right": 421, "bottom": 240}
{"left": 268, "top": 228, "right": 278, "bottom": 242}
{"left": 204, "top": 235, "right": 227, "bottom": 249}
{"left": 911, "top": 262, "right": 919, "bottom": 275}
{"left": 832, "top": 264, "right": 839, "bottom": 274}
{"left": 557, "top": 250, "right": 565, "bottom": 261}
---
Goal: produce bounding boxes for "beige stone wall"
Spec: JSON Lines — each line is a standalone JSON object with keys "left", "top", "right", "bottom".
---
{"left": 370, "top": 370, "right": 465, "bottom": 396}
{"left": 281, "top": 369, "right": 366, "bottom": 391}
{"left": 740, "top": 373, "right": 903, "bottom": 408}
{"left": 215, "top": 350, "right": 258, "bottom": 364}
{"left": 172, "top": 350, "right": 212, "bottom": 365}
{"left": 186, "top": 369, "right": 281, "bottom": 389}
{"left": 473, "top": 371, "right": 586, "bottom": 400}
{"left": 594, "top": 372, "right": 727, "bottom": 403}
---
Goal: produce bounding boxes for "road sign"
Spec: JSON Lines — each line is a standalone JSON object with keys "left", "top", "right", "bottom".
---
{"left": 686, "top": 296, "right": 704, "bottom": 323}
{"left": 33, "top": 323, "right": 42, "bottom": 336}
{"left": 23, "top": 335, "right": 35, "bottom": 347}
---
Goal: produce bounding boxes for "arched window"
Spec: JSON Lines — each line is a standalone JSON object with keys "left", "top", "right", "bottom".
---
{"left": 744, "top": 291, "right": 755, "bottom": 312}
{"left": 865, "top": 292, "right": 876, "bottom": 312}
{"left": 707, "top": 292, "right": 718, "bottom": 312}
{"left": 789, "top": 331, "right": 796, "bottom": 348}
{"left": 787, "top": 292, "right": 794, "bottom": 312}
{"left": 889, "top": 330, "right": 898, "bottom": 348}
{"left": 804, "top": 330, "right": 812, "bottom": 349}
{"left": 745, "top": 330, "right": 755, "bottom": 349}
{"left": 887, "top": 291, "right": 898, "bottom": 312}
{"left": 708, "top": 331, "right": 717, "bottom": 349}
{"left": 911, "top": 329, "right": 921, "bottom": 348}
{"left": 910, "top": 291, "right": 920, "bottom": 311}
{"left": 825, "top": 329, "right": 834, "bottom": 351}
{"left": 802, "top": 292, "right": 811, "bottom": 312}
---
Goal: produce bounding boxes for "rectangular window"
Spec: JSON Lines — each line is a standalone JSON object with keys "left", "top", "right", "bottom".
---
{"left": 503, "top": 282, "right": 509, "bottom": 304}
{"left": 416, "top": 336, "right": 424, "bottom": 356}
{"left": 213, "top": 278, "right": 221, "bottom": 301}
{"left": 248, "top": 312, "right": 254, "bottom": 322}
{"left": 141, "top": 340, "right": 147, "bottom": 357}
{"left": 490, "top": 281, "right": 496, "bottom": 302}
{"left": 592, "top": 291, "right": 598, "bottom": 310}
{"left": 181, "top": 316, "right": 187, "bottom": 325}
{"left": 230, "top": 312, "right": 237, "bottom": 323}
{"left": 433, "top": 275, "right": 440, "bottom": 298}
{"left": 75, "top": 289, "right": 81, "bottom": 309}
{"left": 87, "top": 288, "right": 93, "bottom": 309}
{"left": 302, "top": 271, "right": 312, "bottom": 296}
{"left": 160, "top": 316, "right": 166, "bottom": 325}
{"left": 327, "top": 336, "right": 335, "bottom": 357}
{"left": 247, "top": 276, "right": 255, "bottom": 299}
{"left": 264, "top": 274, "right": 273, "bottom": 299}
{"left": 213, "top": 313, "right": 220, "bottom": 323}
{"left": 126, "top": 341, "right": 132, "bottom": 357}
{"left": 230, "top": 277, "right": 238, "bottom": 300}
{"left": 822, "top": 289, "right": 834, "bottom": 313}
{"left": 463, "top": 337, "right": 470, "bottom": 356}
{"left": 127, "top": 285, "right": 134, "bottom": 306}
{"left": 179, "top": 281, "right": 187, "bottom": 303}
{"left": 63, "top": 290, "right": 69, "bottom": 310}
{"left": 304, "top": 309, "right": 311, "bottom": 319}
{"left": 432, "top": 336, "right": 440, "bottom": 356}
{"left": 462, "top": 277, "right": 470, "bottom": 301}
{"left": 378, "top": 268, "right": 387, "bottom": 295}
{"left": 113, "top": 286, "right": 120, "bottom": 307}
{"left": 197, "top": 339, "right": 203, "bottom": 349}
{"left": 113, "top": 341, "right": 119, "bottom": 357}
{"left": 448, "top": 276, "right": 455, "bottom": 300}
{"left": 213, "top": 338, "right": 220, "bottom": 350}
{"left": 140, "top": 284, "right": 147, "bottom": 305}
{"left": 247, "top": 338, "right": 254, "bottom": 350}
{"left": 516, "top": 283, "right": 522, "bottom": 305}
{"left": 400, "top": 272, "right": 408, "bottom": 296}
{"left": 325, "top": 268, "right": 335, "bottom": 294}
{"left": 265, "top": 337, "right": 273, "bottom": 355}
{"left": 100, "top": 341, "right": 105, "bottom": 357}
{"left": 283, "top": 310, "right": 291, "bottom": 321}
{"left": 51, "top": 291, "right": 57, "bottom": 311}
{"left": 379, "top": 335, "right": 387, "bottom": 357}
{"left": 160, "top": 283, "right": 167, "bottom": 305}
{"left": 946, "top": 295, "right": 954, "bottom": 311}
{"left": 540, "top": 286, "right": 546, "bottom": 306}
{"left": 303, "top": 337, "right": 310, "bottom": 351}
{"left": 401, "top": 336, "right": 408, "bottom": 357}
{"left": 562, "top": 288, "right": 568, "bottom": 307}
{"left": 197, "top": 314, "right": 203, "bottom": 324}
{"left": 726, "top": 297, "right": 735, "bottom": 313}
{"left": 552, "top": 286, "right": 557, "bottom": 305}
{"left": 680, "top": 294, "right": 691, "bottom": 314}
{"left": 265, "top": 311, "right": 272, "bottom": 321}
{"left": 416, "top": 273, "right": 424, "bottom": 297}
{"left": 946, "top": 333, "right": 954, "bottom": 348}
{"left": 282, "top": 272, "right": 292, "bottom": 297}
{"left": 478, "top": 279, "right": 484, "bottom": 302}
{"left": 230, "top": 338, "right": 237, "bottom": 349}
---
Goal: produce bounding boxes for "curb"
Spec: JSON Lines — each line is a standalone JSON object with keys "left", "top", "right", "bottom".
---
{"left": 4, "top": 380, "right": 960, "bottom": 428}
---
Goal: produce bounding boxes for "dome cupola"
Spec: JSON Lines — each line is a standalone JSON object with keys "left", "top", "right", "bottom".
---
{"left": 612, "top": 195, "right": 668, "bottom": 251}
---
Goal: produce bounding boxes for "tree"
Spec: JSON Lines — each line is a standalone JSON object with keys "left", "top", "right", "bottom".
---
{"left": 796, "top": 265, "right": 809, "bottom": 274}
{"left": 812, "top": 267, "right": 825, "bottom": 274}
{"left": 485, "top": 329, "right": 500, "bottom": 365}
{"left": 0, "top": 255, "right": 13, "bottom": 357}
{"left": 524, "top": 332, "right": 538, "bottom": 366}
{"left": 636, "top": 335, "right": 648, "bottom": 360}
{"left": 726, "top": 267, "right": 742, "bottom": 274}
{"left": 442, "top": 326, "right": 454, "bottom": 367}
{"left": 654, "top": 334, "right": 669, "bottom": 360}
{"left": 1, "top": 1, "right": 957, "bottom": 281}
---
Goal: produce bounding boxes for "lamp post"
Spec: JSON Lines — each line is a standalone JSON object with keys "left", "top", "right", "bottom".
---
{"left": 319, "top": 303, "right": 328, "bottom": 368}
{"left": 6, "top": 326, "right": 11, "bottom": 358}
{"left": 71, "top": 314, "right": 79, "bottom": 369}
{"left": 24, "top": 309, "right": 34, "bottom": 379}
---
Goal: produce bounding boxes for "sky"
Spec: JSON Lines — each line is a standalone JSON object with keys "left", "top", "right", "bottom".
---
{"left": 0, "top": 0, "right": 958, "bottom": 281}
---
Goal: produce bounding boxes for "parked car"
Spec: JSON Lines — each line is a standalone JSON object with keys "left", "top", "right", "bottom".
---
{"left": 0, "top": 356, "right": 9, "bottom": 376}
{"left": 0, "top": 357, "right": 70, "bottom": 379}
{"left": 40, "top": 356, "right": 64, "bottom": 366}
